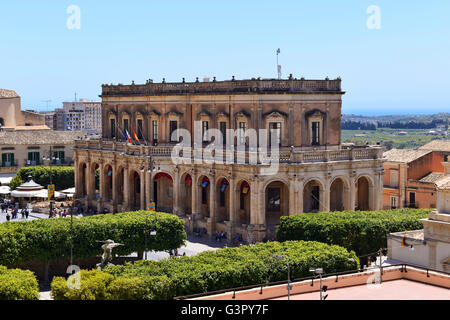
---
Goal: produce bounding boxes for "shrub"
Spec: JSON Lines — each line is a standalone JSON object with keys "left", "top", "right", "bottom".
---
{"left": 52, "top": 241, "right": 358, "bottom": 300}
{"left": 11, "top": 166, "right": 74, "bottom": 191}
{"left": 103, "top": 241, "right": 358, "bottom": 299}
{"left": 0, "top": 266, "right": 40, "bottom": 300}
{"left": 52, "top": 271, "right": 175, "bottom": 301}
{"left": 276, "top": 209, "right": 430, "bottom": 257}
{"left": 9, "top": 175, "right": 23, "bottom": 191}
{"left": 0, "top": 211, "right": 186, "bottom": 266}
{"left": 51, "top": 269, "right": 114, "bottom": 300}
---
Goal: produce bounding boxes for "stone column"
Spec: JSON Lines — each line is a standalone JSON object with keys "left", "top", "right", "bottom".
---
{"left": 112, "top": 164, "right": 118, "bottom": 212}
{"left": 297, "top": 178, "right": 304, "bottom": 214}
{"left": 322, "top": 181, "right": 330, "bottom": 212}
{"left": 173, "top": 169, "right": 180, "bottom": 215}
{"left": 289, "top": 177, "right": 296, "bottom": 216}
{"left": 207, "top": 174, "right": 216, "bottom": 238}
{"left": 140, "top": 171, "right": 145, "bottom": 210}
{"left": 74, "top": 158, "right": 79, "bottom": 198}
{"left": 190, "top": 172, "right": 199, "bottom": 233}
{"left": 350, "top": 176, "right": 356, "bottom": 211}
{"left": 228, "top": 176, "right": 236, "bottom": 242}
{"left": 258, "top": 179, "right": 267, "bottom": 241}
{"left": 123, "top": 166, "right": 130, "bottom": 209}
{"left": 145, "top": 169, "right": 151, "bottom": 209}
{"left": 98, "top": 162, "right": 104, "bottom": 212}
{"left": 250, "top": 180, "right": 259, "bottom": 225}
{"left": 86, "top": 162, "right": 93, "bottom": 201}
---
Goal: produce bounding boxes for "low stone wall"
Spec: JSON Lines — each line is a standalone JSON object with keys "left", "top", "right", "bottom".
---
{"left": 192, "top": 266, "right": 450, "bottom": 300}
{"left": 15, "top": 253, "right": 143, "bottom": 283}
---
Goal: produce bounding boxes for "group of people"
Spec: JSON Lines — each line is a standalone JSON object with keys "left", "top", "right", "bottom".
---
{"left": 1, "top": 199, "right": 29, "bottom": 221}
{"left": 49, "top": 206, "right": 70, "bottom": 218}
{"left": 215, "top": 231, "right": 228, "bottom": 242}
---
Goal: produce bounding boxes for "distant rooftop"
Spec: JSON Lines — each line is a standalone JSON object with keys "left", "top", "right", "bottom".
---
{"left": 436, "top": 175, "right": 450, "bottom": 190}
{"left": 419, "top": 139, "right": 450, "bottom": 153}
{"left": 101, "top": 76, "right": 343, "bottom": 97}
{"left": 0, "top": 130, "right": 86, "bottom": 145}
{"left": 418, "top": 172, "right": 446, "bottom": 184}
{"left": 0, "top": 89, "right": 19, "bottom": 99}
{"left": 383, "top": 148, "right": 431, "bottom": 163}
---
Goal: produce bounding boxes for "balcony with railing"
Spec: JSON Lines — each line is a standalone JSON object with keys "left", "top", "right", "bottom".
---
{"left": 75, "top": 139, "right": 384, "bottom": 165}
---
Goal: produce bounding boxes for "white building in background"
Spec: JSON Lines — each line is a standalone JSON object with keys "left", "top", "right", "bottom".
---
{"left": 63, "top": 100, "right": 102, "bottom": 135}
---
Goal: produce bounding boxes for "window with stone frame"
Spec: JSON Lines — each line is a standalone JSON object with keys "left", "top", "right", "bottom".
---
{"left": 169, "top": 120, "right": 178, "bottom": 142}
{"left": 311, "top": 121, "right": 320, "bottom": 145}
{"left": 152, "top": 120, "right": 158, "bottom": 143}
{"left": 110, "top": 118, "right": 116, "bottom": 138}
{"left": 239, "top": 122, "right": 247, "bottom": 145}
{"left": 202, "top": 121, "right": 209, "bottom": 142}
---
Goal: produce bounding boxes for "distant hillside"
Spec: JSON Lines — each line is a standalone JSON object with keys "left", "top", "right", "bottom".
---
{"left": 343, "top": 113, "right": 450, "bottom": 123}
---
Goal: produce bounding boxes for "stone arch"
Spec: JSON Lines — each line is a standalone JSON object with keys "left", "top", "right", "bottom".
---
{"left": 356, "top": 175, "right": 374, "bottom": 211}
{"left": 89, "top": 162, "right": 100, "bottom": 200}
{"left": 215, "top": 177, "right": 230, "bottom": 223}
{"left": 329, "top": 176, "right": 350, "bottom": 212}
{"left": 103, "top": 164, "right": 113, "bottom": 202}
{"left": 179, "top": 172, "right": 193, "bottom": 214}
{"left": 116, "top": 166, "right": 125, "bottom": 205}
{"left": 197, "top": 175, "right": 212, "bottom": 219}
{"left": 128, "top": 169, "right": 142, "bottom": 210}
{"left": 153, "top": 172, "right": 174, "bottom": 213}
{"left": 78, "top": 162, "right": 88, "bottom": 197}
{"left": 303, "top": 178, "right": 325, "bottom": 213}
{"left": 263, "top": 179, "right": 290, "bottom": 230}
{"left": 236, "top": 179, "right": 251, "bottom": 225}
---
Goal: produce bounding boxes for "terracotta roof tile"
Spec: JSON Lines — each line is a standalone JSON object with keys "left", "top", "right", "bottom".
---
{"left": 418, "top": 172, "right": 445, "bottom": 183}
{"left": 0, "top": 130, "right": 86, "bottom": 145}
{"left": 419, "top": 140, "right": 450, "bottom": 153}
{"left": 383, "top": 149, "right": 431, "bottom": 163}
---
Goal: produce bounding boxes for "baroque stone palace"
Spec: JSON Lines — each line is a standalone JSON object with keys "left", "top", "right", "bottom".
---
{"left": 74, "top": 76, "right": 384, "bottom": 241}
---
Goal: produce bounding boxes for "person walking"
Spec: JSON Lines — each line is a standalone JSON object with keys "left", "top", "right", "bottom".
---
{"left": 25, "top": 208, "right": 29, "bottom": 220}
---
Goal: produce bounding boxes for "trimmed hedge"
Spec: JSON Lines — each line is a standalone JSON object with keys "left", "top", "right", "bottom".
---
{"left": 10, "top": 166, "right": 74, "bottom": 191}
{"left": 0, "top": 266, "right": 40, "bottom": 300}
{"left": 276, "top": 209, "right": 431, "bottom": 257}
{"left": 51, "top": 241, "right": 359, "bottom": 300}
{"left": 0, "top": 211, "right": 186, "bottom": 266}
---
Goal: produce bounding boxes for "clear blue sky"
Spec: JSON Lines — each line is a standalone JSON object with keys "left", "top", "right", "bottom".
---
{"left": 1, "top": 0, "right": 449, "bottom": 115}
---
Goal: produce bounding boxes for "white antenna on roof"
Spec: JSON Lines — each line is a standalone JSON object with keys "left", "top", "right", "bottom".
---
{"left": 276, "top": 48, "right": 282, "bottom": 80}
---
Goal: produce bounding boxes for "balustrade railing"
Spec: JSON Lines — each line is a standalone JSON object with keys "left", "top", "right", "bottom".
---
{"left": 75, "top": 140, "right": 382, "bottom": 164}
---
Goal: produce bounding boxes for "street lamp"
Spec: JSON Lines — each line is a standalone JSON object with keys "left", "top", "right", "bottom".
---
{"left": 42, "top": 146, "right": 58, "bottom": 217}
{"left": 310, "top": 268, "right": 328, "bottom": 300}
{"left": 144, "top": 212, "right": 157, "bottom": 260}
{"left": 273, "top": 254, "right": 292, "bottom": 300}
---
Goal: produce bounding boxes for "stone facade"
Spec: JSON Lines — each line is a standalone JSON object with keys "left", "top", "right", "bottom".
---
{"left": 74, "top": 77, "right": 384, "bottom": 242}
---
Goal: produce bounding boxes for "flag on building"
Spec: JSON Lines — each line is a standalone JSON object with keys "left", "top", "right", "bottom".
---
{"left": 132, "top": 128, "right": 139, "bottom": 143}
{"left": 125, "top": 130, "right": 132, "bottom": 144}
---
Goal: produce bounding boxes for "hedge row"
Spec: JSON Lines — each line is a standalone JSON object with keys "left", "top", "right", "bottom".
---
{"left": 0, "top": 266, "right": 39, "bottom": 300}
{"left": 0, "top": 211, "right": 186, "bottom": 266}
{"left": 51, "top": 241, "right": 359, "bottom": 300}
{"left": 275, "top": 209, "right": 431, "bottom": 257}
{"left": 10, "top": 166, "right": 74, "bottom": 191}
